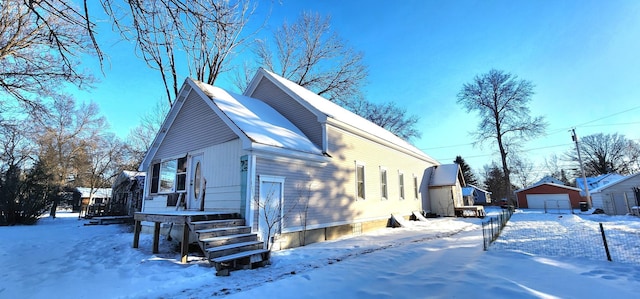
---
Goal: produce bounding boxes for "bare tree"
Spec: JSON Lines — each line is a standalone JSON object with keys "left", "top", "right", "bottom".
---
{"left": 0, "top": 0, "right": 95, "bottom": 113}
{"left": 510, "top": 155, "right": 534, "bottom": 188}
{"left": 255, "top": 186, "right": 284, "bottom": 250}
{"left": 457, "top": 69, "right": 547, "bottom": 205}
{"left": 346, "top": 98, "right": 421, "bottom": 141}
{"left": 32, "top": 95, "right": 106, "bottom": 188}
{"left": 125, "top": 98, "right": 170, "bottom": 169}
{"left": 248, "top": 12, "right": 421, "bottom": 141}
{"left": 295, "top": 182, "right": 313, "bottom": 246}
{"left": 0, "top": 120, "right": 34, "bottom": 174}
{"left": 566, "top": 133, "right": 640, "bottom": 176}
{"left": 104, "top": 0, "right": 256, "bottom": 106}
{"left": 252, "top": 12, "right": 367, "bottom": 104}
{"left": 543, "top": 154, "right": 571, "bottom": 185}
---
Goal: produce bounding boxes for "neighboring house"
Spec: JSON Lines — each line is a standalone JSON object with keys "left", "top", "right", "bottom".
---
{"left": 575, "top": 173, "right": 626, "bottom": 195}
{"left": 111, "top": 171, "right": 146, "bottom": 217}
{"left": 462, "top": 184, "right": 492, "bottom": 205}
{"left": 515, "top": 183, "right": 583, "bottom": 209}
{"left": 590, "top": 172, "right": 640, "bottom": 215}
{"left": 535, "top": 175, "right": 565, "bottom": 186}
{"left": 427, "top": 164, "right": 466, "bottom": 217}
{"left": 139, "top": 68, "right": 466, "bottom": 250}
{"left": 77, "top": 187, "right": 112, "bottom": 217}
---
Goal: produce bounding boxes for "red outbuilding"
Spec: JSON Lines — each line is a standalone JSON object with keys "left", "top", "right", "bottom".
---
{"left": 515, "top": 183, "right": 585, "bottom": 209}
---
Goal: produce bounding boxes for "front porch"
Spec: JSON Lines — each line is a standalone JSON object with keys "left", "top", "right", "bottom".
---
{"left": 132, "top": 211, "right": 270, "bottom": 275}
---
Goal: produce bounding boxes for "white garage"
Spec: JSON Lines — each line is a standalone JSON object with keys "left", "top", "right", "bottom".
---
{"left": 525, "top": 194, "right": 571, "bottom": 209}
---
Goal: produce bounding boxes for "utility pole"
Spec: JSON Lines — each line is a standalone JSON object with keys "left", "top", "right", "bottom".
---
{"left": 571, "top": 128, "right": 591, "bottom": 208}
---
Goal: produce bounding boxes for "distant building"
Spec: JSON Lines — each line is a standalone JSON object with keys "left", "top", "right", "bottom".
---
{"left": 462, "top": 184, "right": 492, "bottom": 205}
{"left": 575, "top": 173, "right": 626, "bottom": 196}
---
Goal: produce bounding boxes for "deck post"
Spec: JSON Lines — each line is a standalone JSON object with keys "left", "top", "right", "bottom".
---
{"left": 133, "top": 220, "right": 142, "bottom": 248}
{"left": 152, "top": 222, "right": 160, "bottom": 254}
{"left": 181, "top": 224, "right": 189, "bottom": 263}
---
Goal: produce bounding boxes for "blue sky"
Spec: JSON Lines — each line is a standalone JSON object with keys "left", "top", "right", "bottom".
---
{"left": 73, "top": 0, "right": 640, "bottom": 180}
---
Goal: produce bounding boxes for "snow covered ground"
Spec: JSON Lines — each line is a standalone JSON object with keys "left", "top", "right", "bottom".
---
{"left": 1, "top": 208, "right": 639, "bottom": 299}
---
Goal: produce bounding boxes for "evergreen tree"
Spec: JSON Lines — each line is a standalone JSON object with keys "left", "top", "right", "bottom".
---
{"left": 454, "top": 156, "right": 478, "bottom": 186}
{"left": 483, "top": 164, "right": 508, "bottom": 204}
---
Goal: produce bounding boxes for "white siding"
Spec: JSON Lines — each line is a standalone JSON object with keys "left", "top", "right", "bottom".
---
{"left": 252, "top": 124, "right": 435, "bottom": 232}
{"left": 249, "top": 77, "right": 324, "bottom": 148}
{"left": 143, "top": 139, "right": 243, "bottom": 213}
{"left": 591, "top": 174, "right": 640, "bottom": 215}
{"left": 154, "top": 90, "right": 237, "bottom": 160}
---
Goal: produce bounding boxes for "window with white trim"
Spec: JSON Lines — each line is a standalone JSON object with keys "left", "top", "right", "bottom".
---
{"left": 151, "top": 156, "right": 187, "bottom": 194}
{"left": 380, "top": 167, "right": 388, "bottom": 200}
{"left": 356, "top": 163, "right": 366, "bottom": 200}
{"left": 398, "top": 172, "right": 405, "bottom": 200}
{"left": 413, "top": 175, "right": 419, "bottom": 200}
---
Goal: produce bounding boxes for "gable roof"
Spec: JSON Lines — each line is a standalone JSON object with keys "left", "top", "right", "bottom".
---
{"left": 140, "top": 77, "right": 328, "bottom": 170}
{"left": 575, "top": 173, "right": 626, "bottom": 191}
{"left": 193, "top": 80, "right": 322, "bottom": 156}
{"left": 514, "top": 182, "right": 582, "bottom": 193}
{"left": 429, "top": 164, "right": 464, "bottom": 187}
{"left": 534, "top": 175, "right": 565, "bottom": 186}
{"left": 245, "top": 68, "right": 438, "bottom": 164}
{"left": 590, "top": 172, "right": 640, "bottom": 193}
{"left": 462, "top": 187, "right": 476, "bottom": 197}
{"left": 76, "top": 187, "right": 112, "bottom": 198}
{"left": 466, "top": 184, "right": 491, "bottom": 194}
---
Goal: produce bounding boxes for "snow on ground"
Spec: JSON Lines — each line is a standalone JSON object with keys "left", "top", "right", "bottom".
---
{"left": 1, "top": 208, "right": 639, "bottom": 299}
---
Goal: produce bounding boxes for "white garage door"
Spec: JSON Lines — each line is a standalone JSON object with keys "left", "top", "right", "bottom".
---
{"left": 526, "top": 194, "right": 571, "bottom": 209}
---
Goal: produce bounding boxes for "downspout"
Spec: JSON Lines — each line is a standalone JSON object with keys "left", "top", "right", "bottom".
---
{"left": 246, "top": 153, "right": 257, "bottom": 230}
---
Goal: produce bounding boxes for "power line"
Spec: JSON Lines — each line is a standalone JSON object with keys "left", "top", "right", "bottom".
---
{"left": 423, "top": 105, "right": 640, "bottom": 152}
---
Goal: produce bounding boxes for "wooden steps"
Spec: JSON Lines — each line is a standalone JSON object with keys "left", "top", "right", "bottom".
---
{"left": 211, "top": 249, "right": 271, "bottom": 277}
{"left": 187, "top": 215, "right": 269, "bottom": 276}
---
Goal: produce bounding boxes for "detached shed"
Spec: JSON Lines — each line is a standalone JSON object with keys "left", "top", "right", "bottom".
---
{"left": 590, "top": 173, "right": 640, "bottom": 215}
{"left": 515, "top": 183, "right": 584, "bottom": 209}
{"left": 428, "top": 164, "right": 465, "bottom": 216}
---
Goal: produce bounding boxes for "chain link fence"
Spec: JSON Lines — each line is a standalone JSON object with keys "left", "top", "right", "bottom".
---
{"left": 481, "top": 208, "right": 514, "bottom": 251}
{"left": 485, "top": 212, "right": 640, "bottom": 265}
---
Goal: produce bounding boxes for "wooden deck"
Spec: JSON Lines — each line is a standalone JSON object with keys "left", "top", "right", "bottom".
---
{"left": 455, "top": 206, "right": 486, "bottom": 218}
{"left": 132, "top": 211, "right": 238, "bottom": 263}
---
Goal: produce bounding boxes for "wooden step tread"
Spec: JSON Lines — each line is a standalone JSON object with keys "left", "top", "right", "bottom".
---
{"left": 200, "top": 233, "right": 255, "bottom": 243}
{"left": 205, "top": 241, "right": 263, "bottom": 252}
{"left": 196, "top": 226, "right": 250, "bottom": 234}
{"left": 211, "top": 249, "right": 270, "bottom": 263}
{"left": 190, "top": 219, "right": 244, "bottom": 225}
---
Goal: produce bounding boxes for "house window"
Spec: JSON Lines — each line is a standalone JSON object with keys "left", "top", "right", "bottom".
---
{"left": 154, "top": 156, "right": 188, "bottom": 194}
{"left": 150, "top": 163, "right": 160, "bottom": 194}
{"left": 413, "top": 175, "right": 419, "bottom": 200}
{"left": 176, "top": 156, "right": 187, "bottom": 191}
{"left": 356, "top": 163, "right": 366, "bottom": 200}
{"left": 380, "top": 167, "right": 388, "bottom": 200}
{"left": 399, "top": 172, "right": 405, "bottom": 200}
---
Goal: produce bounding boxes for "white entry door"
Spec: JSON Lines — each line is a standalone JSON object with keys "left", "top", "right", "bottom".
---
{"left": 258, "top": 176, "right": 284, "bottom": 246}
{"left": 188, "top": 154, "right": 204, "bottom": 210}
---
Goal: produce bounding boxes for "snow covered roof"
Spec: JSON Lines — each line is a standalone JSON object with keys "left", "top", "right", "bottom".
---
{"left": 253, "top": 69, "right": 437, "bottom": 163}
{"left": 462, "top": 187, "right": 475, "bottom": 196}
{"left": 534, "top": 175, "right": 564, "bottom": 186}
{"left": 429, "top": 164, "right": 463, "bottom": 186}
{"left": 514, "top": 183, "right": 582, "bottom": 193}
{"left": 194, "top": 80, "right": 323, "bottom": 156}
{"left": 465, "top": 184, "right": 491, "bottom": 194}
{"left": 76, "top": 187, "right": 112, "bottom": 198}
{"left": 575, "top": 173, "right": 626, "bottom": 191}
{"left": 590, "top": 172, "right": 640, "bottom": 193}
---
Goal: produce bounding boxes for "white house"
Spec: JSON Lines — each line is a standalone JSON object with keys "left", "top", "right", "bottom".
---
{"left": 138, "top": 68, "right": 465, "bottom": 252}
{"left": 589, "top": 173, "right": 640, "bottom": 215}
